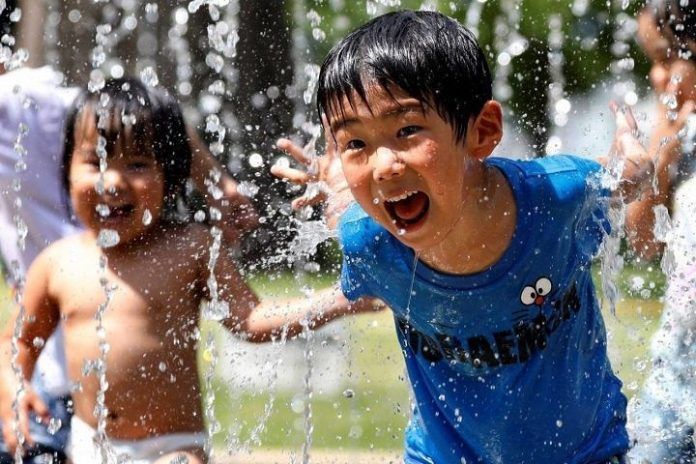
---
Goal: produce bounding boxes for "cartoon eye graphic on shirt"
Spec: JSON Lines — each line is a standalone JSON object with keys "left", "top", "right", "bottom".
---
{"left": 520, "top": 277, "right": 553, "bottom": 307}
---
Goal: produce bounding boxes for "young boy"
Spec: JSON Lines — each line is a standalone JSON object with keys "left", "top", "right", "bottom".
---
{"left": 0, "top": 78, "right": 374, "bottom": 463}
{"left": 273, "top": 10, "right": 669, "bottom": 463}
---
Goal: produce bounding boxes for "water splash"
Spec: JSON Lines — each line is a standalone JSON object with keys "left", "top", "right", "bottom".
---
{"left": 8, "top": 94, "right": 29, "bottom": 463}
{"left": 546, "top": 14, "right": 569, "bottom": 154}
{"left": 96, "top": 229, "right": 121, "bottom": 249}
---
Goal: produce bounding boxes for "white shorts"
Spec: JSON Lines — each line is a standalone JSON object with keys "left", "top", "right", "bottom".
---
{"left": 67, "top": 416, "right": 206, "bottom": 464}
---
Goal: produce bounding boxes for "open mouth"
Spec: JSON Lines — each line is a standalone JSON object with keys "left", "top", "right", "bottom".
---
{"left": 101, "top": 204, "right": 135, "bottom": 221}
{"left": 384, "top": 190, "right": 430, "bottom": 230}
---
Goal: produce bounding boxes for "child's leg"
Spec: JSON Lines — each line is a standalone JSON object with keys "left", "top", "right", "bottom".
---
{"left": 153, "top": 447, "right": 207, "bottom": 464}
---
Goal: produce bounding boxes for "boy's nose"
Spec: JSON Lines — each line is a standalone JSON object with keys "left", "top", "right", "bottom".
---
{"left": 373, "top": 147, "right": 405, "bottom": 182}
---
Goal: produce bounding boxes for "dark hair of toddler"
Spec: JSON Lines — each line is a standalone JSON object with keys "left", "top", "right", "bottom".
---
{"left": 61, "top": 77, "right": 191, "bottom": 220}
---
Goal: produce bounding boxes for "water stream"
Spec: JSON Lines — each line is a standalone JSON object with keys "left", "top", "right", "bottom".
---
{"left": 4, "top": 0, "right": 691, "bottom": 462}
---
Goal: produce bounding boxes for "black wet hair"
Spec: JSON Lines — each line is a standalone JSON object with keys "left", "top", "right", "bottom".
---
{"left": 62, "top": 77, "right": 191, "bottom": 220}
{"left": 316, "top": 10, "right": 492, "bottom": 144}
{"left": 651, "top": 0, "right": 696, "bottom": 59}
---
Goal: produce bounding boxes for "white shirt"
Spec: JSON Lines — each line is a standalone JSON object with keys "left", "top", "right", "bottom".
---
{"left": 0, "top": 66, "right": 80, "bottom": 396}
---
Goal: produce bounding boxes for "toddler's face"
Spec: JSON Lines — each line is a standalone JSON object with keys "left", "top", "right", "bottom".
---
{"left": 69, "top": 112, "right": 165, "bottom": 246}
{"left": 328, "top": 84, "right": 482, "bottom": 253}
{"left": 638, "top": 10, "right": 696, "bottom": 105}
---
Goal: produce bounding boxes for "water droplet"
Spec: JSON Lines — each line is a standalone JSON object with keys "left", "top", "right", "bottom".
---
{"left": 97, "top": 229, "right": 120, "bottom": 248}
{"left": 194, "top": 210, "right": 206, "bottom": 222}
{"left": 248, "top": 153, "right": 264, "bottom": 168}
{"left": 96, "top": 204, "right": 110, "bottom": 218}
{"left": 32, "top": 337, "right": 45, "bottom": 348}
{"left": 397, "top": 228, "right": 406, "bottom": 236}
{"left": 342, "top": 389, "right": 354, "bottom": 398}
{"left": 139, "top": 66, "right": 159, "bottom": 87}
{"left": 290, "top": 396, "right": 305, "bottom": 414}
{"left": 633, "top": 358, "right": 647, "bottom": 372}
{"left": 202, "top": 299, "right": 229, "bottom": 321}
{"left": 142, "top": 209, "right": 152, "bottom": 225}
{"left": 47, "top": 417, "right": 62, "bottom": 435}
{"left": 556, "top": 419, "right": 563, "bottom": 428}
{"left": 158, "top": 362, "right": 167, "bottom": 372}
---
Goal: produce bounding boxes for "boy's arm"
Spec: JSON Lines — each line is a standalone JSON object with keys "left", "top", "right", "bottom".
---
{"left": 188, "top": 126, "right": 260, "bottom": 244}
{"left": 0, "top": 253, "right": 60, "bottom": 453}
{"left": 271, "top": 134, "right": 354, "bottom": 230}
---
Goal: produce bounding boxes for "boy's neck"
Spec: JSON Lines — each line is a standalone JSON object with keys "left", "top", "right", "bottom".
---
{"left": 418, "top": 164, "right": 516, "bottom": 275}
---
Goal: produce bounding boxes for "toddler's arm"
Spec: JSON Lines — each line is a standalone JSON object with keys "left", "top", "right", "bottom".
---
{"left": 606, "top": 100, "right": 693, "bottom": 202}
{"left": 0, "top": 251, "right": 60, "bottom": 454}
{"left": 209, "top": 239, "right": 380, "bottom": 343}
{"left": 624, "top": 62, "right": 696, "bottom": 260}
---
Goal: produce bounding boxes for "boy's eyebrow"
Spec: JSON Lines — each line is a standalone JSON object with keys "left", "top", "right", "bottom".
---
{"left": 329, "top": 102, "right": 424, "bottom": 134}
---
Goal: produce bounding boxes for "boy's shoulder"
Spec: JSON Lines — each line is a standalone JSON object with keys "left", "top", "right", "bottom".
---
{"left": 491, "top": 155, "right": 604, "bottom": 209}
{"left": 492, "top": 154, "right": 602, "bottom": 184}
{"left": 338, "top": 203, "right": 392, "bottom": 257}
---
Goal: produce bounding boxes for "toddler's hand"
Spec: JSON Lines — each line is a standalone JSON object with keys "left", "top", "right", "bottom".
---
{"left": 609, "top": 100, "right": 646, "bottom": 160}
{"left": 215, "top": 179, "right": 260, "bottom": 245}
{"left": 0, "top": 385, "right": 49, "bottom": 455}
{"left": 271, "top": 134, "right": 353, "bottom": 230}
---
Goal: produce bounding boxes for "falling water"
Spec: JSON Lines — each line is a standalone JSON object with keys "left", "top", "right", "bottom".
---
{"left": 9, "top": 115, "right": 28, "bottom": 464}
{"left": 545, "top": 14, "right": 568, "bottom": 155}
{"left": 0, "top": 11, "right": 33, "bottom": 462}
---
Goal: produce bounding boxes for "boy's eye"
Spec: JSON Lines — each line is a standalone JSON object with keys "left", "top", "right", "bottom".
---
{"left": 397, "top": 125, "right": 422, "bottom": 137}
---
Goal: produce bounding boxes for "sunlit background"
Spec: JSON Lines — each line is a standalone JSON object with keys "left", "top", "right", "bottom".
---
{"left": 0, "top": 0, "right": 670, "bottom": 462}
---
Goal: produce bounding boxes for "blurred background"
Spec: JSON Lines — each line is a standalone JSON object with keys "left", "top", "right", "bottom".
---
{"left": 0, "top": 0, "right": 666, "bottom": 462}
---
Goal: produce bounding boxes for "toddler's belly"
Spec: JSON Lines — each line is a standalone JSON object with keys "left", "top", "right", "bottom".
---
{"left": 65, "top": 325, "right": 204, "bottom": 439}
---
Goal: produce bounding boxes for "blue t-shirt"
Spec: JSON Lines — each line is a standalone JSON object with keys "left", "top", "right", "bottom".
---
{"left": 338, "top": 155, "right": 628, "bottom": 464}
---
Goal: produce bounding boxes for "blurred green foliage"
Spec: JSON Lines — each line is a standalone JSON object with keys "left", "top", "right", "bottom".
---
{"left": 292, "top": 0, "right": 653, "bottom": 153}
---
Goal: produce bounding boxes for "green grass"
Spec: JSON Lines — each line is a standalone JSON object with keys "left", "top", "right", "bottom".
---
{"left": 0, "top": 263, "right": 667, "bottom": 452}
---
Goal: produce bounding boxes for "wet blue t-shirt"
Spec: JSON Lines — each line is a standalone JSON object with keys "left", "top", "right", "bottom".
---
{"left": 339, "top": 155, "right": 628, "bottom": 464}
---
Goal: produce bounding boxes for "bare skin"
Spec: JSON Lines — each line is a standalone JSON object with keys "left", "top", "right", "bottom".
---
{"left": 624, "top": 9, "right": 696, "bottom": 260}
{"left": 0, "top": 112, "right": 378, "bottom": 460}
{"left": 273, "top": 90, "right": 657, "bottom": 271}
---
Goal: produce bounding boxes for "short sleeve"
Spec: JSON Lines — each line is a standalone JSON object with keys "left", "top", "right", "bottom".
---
{"left": 337, "top": 204, "right": 380, "bottom": 301}
{"left": 571, "top": 157, "right": 611, "bottom": 262}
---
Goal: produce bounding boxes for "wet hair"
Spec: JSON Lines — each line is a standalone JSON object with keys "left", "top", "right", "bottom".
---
{"left": 316, "top": 10, "right": 492, "bottom": 144}
{"left": 62, "top": 77, "right": 191, "bottom": 220}
{"left": 651, "top": 0, "right": 696, "bottom": 60}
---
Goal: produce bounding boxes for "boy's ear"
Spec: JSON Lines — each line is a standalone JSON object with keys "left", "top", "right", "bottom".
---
{"left": 466, "top": 101, "right": 503, "bottom": 160}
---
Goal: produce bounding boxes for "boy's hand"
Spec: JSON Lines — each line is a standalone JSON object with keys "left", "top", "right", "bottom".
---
{"left": 0, "top": 385, "right": 49, "bottom": 455}
{"left": 271, "top": 134, "right": 353, "bottom": 230}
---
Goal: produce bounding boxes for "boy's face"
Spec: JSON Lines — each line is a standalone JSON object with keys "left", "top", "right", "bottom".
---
{"left": 328, "top": 84, "right": 495, "bottom": 253}
{"left": 69, "top": 112, "right": 165, "bottom": 246}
